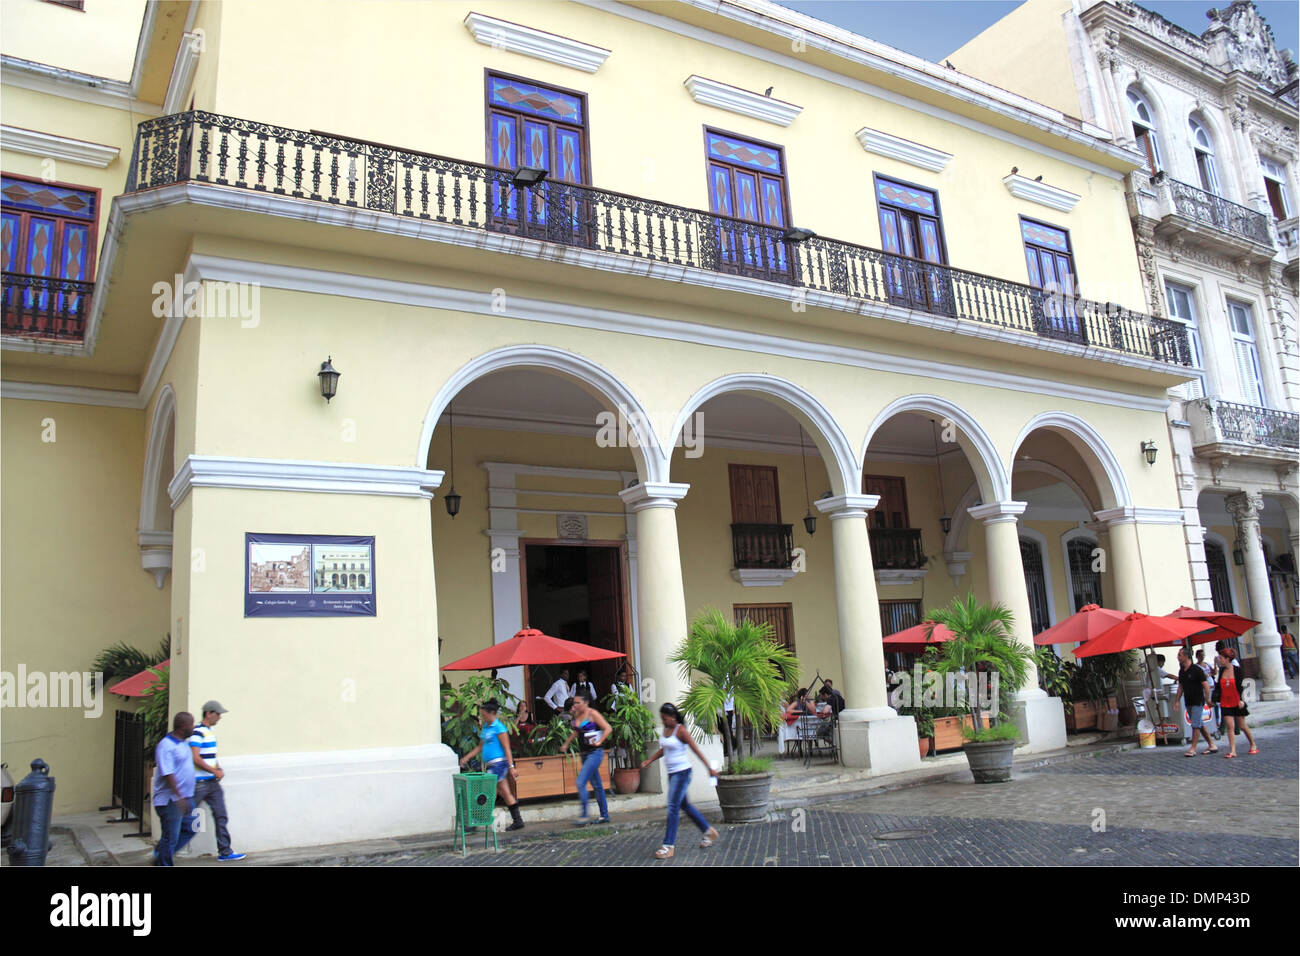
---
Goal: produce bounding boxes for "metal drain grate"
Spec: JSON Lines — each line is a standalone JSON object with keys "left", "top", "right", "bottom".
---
{"left": 871, "top": 829, "right": 932, "bottom": 841}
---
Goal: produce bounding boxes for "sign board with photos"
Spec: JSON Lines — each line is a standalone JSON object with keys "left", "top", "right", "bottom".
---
{"left": 245, "top": 532, "right": 376, "bottom": 617}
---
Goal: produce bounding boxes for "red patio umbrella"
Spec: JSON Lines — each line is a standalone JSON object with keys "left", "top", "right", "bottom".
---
{"left": 107, "top": 660, "right": 170, "bottom": 697}
{"left": 882, "top": 621, "right": 956, "bottom": 656}
{"left": 1164, "top": 606, "right": 1259, "bottom": 645}
{"left": 1032, "top": 604, "right": 1128, "bottom": 646}
{"left": 1074, "top": 613, "right": 1213, "bottom": 658}
{"left": 441, "top": 628, "right": 625, "bottom": 670}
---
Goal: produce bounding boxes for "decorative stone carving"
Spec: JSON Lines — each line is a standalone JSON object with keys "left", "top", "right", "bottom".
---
{"left": 1224, "top": 490, "right": 1265, "bottom": 526}
{"left": 1204, "top": 3, "right": 1291, "bottom": 88}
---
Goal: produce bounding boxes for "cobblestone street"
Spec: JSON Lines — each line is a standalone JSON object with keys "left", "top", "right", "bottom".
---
{"left": 381, "top": 723, "right": 1297, "bottom": 867}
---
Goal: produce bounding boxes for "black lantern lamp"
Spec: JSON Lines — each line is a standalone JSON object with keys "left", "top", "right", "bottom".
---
{"left": 443, "top": 404, "right": 461, "bottom": 519}
{"left": 511, "top": 166, "right": 548, "bottom": 188}
{"left": 318, "top": 357, "right": 340, "bottom": 403}
{"left": 1141, "top": 440, "right": 1158, "bottom": 465}
{"left": 932, "top": 419, "right": 952, "bottom": 536}
{"left": 1233, "top": 541, "right": 1245, "bottom": 566}
{"left": 799, "top": 424, "right": 816, "bottom": 536}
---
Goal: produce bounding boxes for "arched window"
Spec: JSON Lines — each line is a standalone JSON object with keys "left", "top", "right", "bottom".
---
{"left": 1126, "top": 88, "right": 1162, "bottom": 171}
{"left": 1190, "top": 117, "right": 1219, "bottom": 194}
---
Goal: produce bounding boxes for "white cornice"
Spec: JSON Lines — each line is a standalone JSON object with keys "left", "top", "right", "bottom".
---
{"left": 856, "top": 127, "right": 951, "bottom": 172}
{"left": 618, "top": 481, "right": 690, "bottom": 511}
{"left": 0, "top": 380, "right": 140, "bottom": 408}
{"left": 0, "top": 125, "right": 120, "bottom": 168}
{"left": 876, "top": 568, "right": 930, "bottom": 586}
{"left": 731, "top": 568, "right": 798, "bottom": 587}
{"left": 162, "top": 31, "right": 202, "bottom": 115}
{"left": 815, "top": 493, "right": 879, "bottom": 518}
{"left": 1093, "top": 506, "right": 1186, "bottom": 526}
{"left": 683, "top": 75, "right": 802, "bottom": 126}
{"left": 1002, "top": 173, "right": 1082, "bottom": 213}
{"left": 0, "top": 55, "right": 162, "bottom": 115}
{"left": 464, "top": 11, "right": 611, "bottom": 73}
{"left": 169, "top": 456, "right": 446, "bottom": 506}
{"left": 968, "top": 501, "right": 1028, "bottom": 522}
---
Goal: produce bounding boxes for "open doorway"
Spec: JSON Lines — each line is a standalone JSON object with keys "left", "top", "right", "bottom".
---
{"left": 522, "top": 540, "right": 629, "bottom": 717}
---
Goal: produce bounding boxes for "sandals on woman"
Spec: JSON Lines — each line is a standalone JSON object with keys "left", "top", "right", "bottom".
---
{"left": 654, "top": 845, "right": 674, "bottom": 859}
{"left": 700, "top": 827, "right": 719, "bottom": 848}
{"left": 1248, "top": 747, "right": 1259, "bottom": 755}
{"left": 1224, "top": 752, "right": 1238, "bottom": 759}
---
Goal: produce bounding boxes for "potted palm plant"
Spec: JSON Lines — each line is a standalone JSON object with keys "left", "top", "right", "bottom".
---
{"left": 604, "top": 685, "right": 656, "bottom": 794}
{"left": 672, "top": 608, "right": 798, "bottom": 823}
{"left": 926, "top": 594, "right": 1033, "bottom": 783}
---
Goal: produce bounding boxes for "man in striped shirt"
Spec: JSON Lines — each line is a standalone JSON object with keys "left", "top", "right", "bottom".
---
{"left": 189, "top": 700, "right": 246, "bottom": 862}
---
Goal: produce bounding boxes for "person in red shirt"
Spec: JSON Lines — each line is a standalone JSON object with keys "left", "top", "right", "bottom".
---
{"left": 1216, "top": 648, "right": 1258, "bottom": 758}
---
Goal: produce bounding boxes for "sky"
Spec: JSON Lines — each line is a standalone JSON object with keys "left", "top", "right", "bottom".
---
{"left": 773, "top": 1, "right": 1300, "bottom": 65}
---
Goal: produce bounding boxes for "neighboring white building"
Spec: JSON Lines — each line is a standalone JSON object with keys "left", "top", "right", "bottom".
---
{"left": 952, "top": 0, "right": 1297, "bottom": 698}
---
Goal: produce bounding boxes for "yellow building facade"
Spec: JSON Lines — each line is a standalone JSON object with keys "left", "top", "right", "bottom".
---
{"left": 3, "top": 0, "right": 1200, "bottom": 850}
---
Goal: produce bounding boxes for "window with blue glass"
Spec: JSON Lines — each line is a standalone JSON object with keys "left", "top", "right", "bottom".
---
{"left": 873, "top": 175, "right": 949, "bottom": 313}
{"left": 1020, "top": 217, "right": 1080, "bottom": 338}
{"left": 485, "top": 72, "right": 588, "bottom": 231}
{"left": 704, "top": 128, "right": 790, "bottom": 276}
{"left": 2, "top": 174, "right": 98, "bottom": 332}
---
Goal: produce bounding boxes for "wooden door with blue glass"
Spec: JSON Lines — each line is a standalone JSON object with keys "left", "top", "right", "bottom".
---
{"left": 1021, "top": 218, "right": 1082, "bottom": 342}
{"left": 875, "top": 177, "right": 951, "bottom": 315}
{"left": 705, "top": 130, "right": 791, "bottom": 280}
{"left": 486, "top": 74, "right": 589, "bottom": 243}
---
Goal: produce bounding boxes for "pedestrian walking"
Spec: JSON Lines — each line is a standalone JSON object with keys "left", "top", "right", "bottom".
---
{"left": 640, "top": 702, "right": 719, "bottom": 860}
{"left": 560, "top": 690, "right": 611, "bottom": 825}
{"left": 1279, "top": 622, "right": 1298, "bottom": 679}
{"left": 1173, "top": 649, "right": 1216, "bottom": 756}
{"left": 153, "top": 712, "right": 197, "bottom": 866}
{"left": 1216, "top": 648, "right": 1258, "bottom": 758}
{"left": 188, "top": 700, "right": 247, "bottom": 861}
{"left": 458, "top": 698, "right": 525, "bottom": 831}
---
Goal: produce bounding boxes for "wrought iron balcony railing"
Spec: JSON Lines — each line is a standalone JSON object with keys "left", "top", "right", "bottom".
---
{"left": 731, "top": 523, "right": 794, "bottom": 570}
{"left": 1166, "top": 177, "right": 1273, "bottom": 246}
{"left": 1, "top": 273, "right": 93, "bottom": 341}
{"left": 122, "top": 111, "right": 1191, "bottom": 366}
{"left": 1190, "top": 398, "right": 1299, "bottom": 452}
{"left": 869, "top": 527, "right": 927, "bottom": 570}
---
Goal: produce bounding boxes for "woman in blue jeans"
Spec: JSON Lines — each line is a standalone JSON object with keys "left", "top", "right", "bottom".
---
{"left": 560, "top": 691, "right": 612, "bottom": 825}
{"left": 640, "top": 702, "right": 719, "bottom": 860}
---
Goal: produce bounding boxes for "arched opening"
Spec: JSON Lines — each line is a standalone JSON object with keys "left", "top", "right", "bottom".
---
{"left": 425, "top": 352, "right": 650, "bottom": 715}
{"left": 1127, "top": 87, "right": 1163, "bottom": 171}
{"left": 139, "top": 385, "right": 177, "bottom": 589}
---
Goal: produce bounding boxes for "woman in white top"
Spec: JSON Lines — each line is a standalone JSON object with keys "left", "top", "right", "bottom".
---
{"left": 639, "top": 702, "right": 719, "bottom": 859}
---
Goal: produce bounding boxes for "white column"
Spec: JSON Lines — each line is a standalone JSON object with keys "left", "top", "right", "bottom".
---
{"left": 1226, "top": 492, "right": 1293, "bottom": 701}
{"left": 815, "top": 494, "right": 920, "bottom": 772}
{"left": 969, "top": 501, "right": 1066, "bottom": 753}
{"left": 618, "top": 481, "right": 721, "bottom": 799}
{"left": 1093, "top": 508, "right": 1149, "bottom": 613}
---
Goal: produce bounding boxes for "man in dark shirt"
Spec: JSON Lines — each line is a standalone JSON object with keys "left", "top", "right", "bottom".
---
{"left": 1174, "top": 647, "right": 1216, "bottom": 756}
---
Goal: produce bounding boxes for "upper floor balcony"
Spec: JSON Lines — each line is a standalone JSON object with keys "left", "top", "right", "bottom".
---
{"left": 1187, "top": 396, "right": 1299, "bottom": 464}
{"left": 1278, "top": 216, "right": 1299, "bottom": 282}
{"left": 107, "top": 110, "right": 1190, "bottom": 369}
{"left": 1137, "top": 172, "right": 1276, "bottom": 264}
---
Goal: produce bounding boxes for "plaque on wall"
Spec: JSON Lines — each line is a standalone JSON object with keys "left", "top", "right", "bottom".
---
{"left": 557, "top": 514, "right": 588, "bottom": 540}
{"left": 245, "top": 533, "right": 376, "bottom": 617}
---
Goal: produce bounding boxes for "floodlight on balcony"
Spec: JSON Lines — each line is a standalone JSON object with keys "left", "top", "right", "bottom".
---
{"left": 511, "top": 166, "right": 548, "bottom": 188}
{"left": 783, "top": 226, "right": 816, "bottom": 243}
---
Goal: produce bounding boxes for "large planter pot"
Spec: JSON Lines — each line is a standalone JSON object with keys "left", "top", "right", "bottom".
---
{"left": 962, "top": 739, "right": 1016, "bottom": 784}
{"left": 716, "top": 772, "right": 772, "bottom": 824}
{"left": 612, "top": 766, "right": 641, "bottom": 795}
{"left": 510, "top": 754, "right": 578, "bottom": 800}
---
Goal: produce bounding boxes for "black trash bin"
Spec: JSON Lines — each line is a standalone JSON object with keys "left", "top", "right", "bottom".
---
{"left": 7, "top": 758, "right": 56, "bottom": 866}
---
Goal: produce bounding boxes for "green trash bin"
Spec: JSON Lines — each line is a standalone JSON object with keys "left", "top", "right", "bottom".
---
{"left": 454, "top": 772, "right": 500, "bottom": 856}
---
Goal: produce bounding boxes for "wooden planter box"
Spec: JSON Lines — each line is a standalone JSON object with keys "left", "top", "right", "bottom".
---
{"left": 1065, "top": 700, "right": 1097, "bottom": 733}
{"left": 932, "top": 713, "right": 994, "bottom": 752}
{"left": 510, "top": 754, "right": 577, "bottom": 800}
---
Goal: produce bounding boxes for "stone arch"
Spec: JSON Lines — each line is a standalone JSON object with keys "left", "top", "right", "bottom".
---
{"left": 417, "top": 344, "right": 664, "bottom": 482}
{"left": 668, "top": 373, "right": 859, "bottom": 496}
{"left": 139, "top": 385, "right": 177, "bottom": 588}
{"left": 863, "top": 395, "right": 1010, "bottom": 503}
{"left": 1010, "top": 411, "right": 1132, "bottom": 512}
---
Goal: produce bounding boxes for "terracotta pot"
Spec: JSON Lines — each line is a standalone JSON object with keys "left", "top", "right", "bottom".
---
{"left": 612, "top": 767, "right": 641, "bottom": 795}
{"left": 918, "top": 736, "right": 933, "bottom": 758}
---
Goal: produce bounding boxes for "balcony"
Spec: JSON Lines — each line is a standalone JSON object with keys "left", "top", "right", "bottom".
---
{"left": 730, "top": 523, "right": 795, "bottom": 587}
{"left": 1, "top": 273, "right": 93, "bottom": 342}
{"left": 119, "top": 111, "right": 1191, "bottom": 368}
{"left": 1188, "top": 397, "right": 1299, "bottom": 469}
{"left": 869, "top": 527, "right": 930, "bottom": 586}
{"left": 1278, "top": 216, "right": 1298, "bottom": 281}
{"left": 1143, "top": 174, "right": 1276, "bottom": 262}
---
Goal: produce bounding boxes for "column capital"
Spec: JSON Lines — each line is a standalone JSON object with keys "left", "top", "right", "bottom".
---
{"left": 814, "top": 494, "right": 879, "bottom": 519}
{"left": 967, "top": 500, "right": 1027, "bottom": 524}
{"left": 619, "top": 481, "right": 690, "bottom": 512}
{"left": 1093, "top": 506, "right": 1185, "bottom": 527}
{"left": 1224, "top": 491, "right": 1265, "bottom": 525}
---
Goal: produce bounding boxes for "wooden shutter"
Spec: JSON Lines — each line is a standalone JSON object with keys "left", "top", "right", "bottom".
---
{"left": 864, "top": 475, "right": 909, "bottom": 529}
{"left": 734, "top": 604, "right": 794, "bottom": 653}
{"left": 729, "top": 464, "right": 781, "bottom": 524}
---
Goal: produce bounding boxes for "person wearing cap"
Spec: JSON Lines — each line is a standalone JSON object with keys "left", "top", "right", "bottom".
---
{"left": 189, "top": 700, "right": 246, "bottom": 862}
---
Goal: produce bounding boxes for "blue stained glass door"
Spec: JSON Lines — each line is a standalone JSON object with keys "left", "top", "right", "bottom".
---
{"left": 874, "top": 177, "right": 950, "bottom": 314}
{"left": 1021, "top": 219, "right": 1081, "bottom": 340}
{"left": 705, "top": 133, "right": 790, "bottom": 278}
